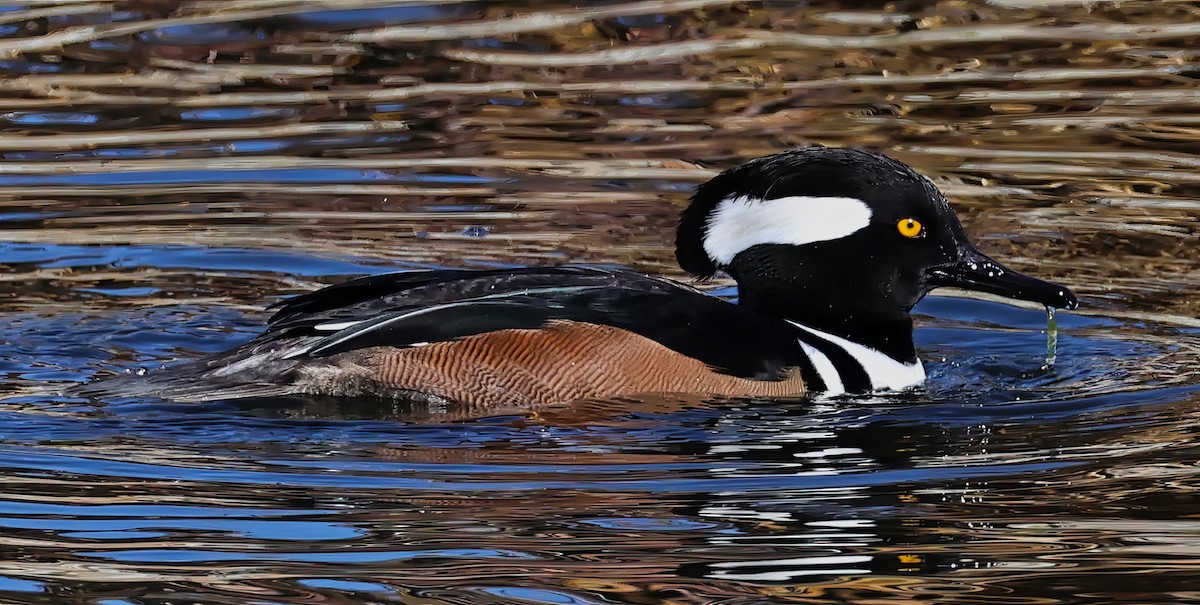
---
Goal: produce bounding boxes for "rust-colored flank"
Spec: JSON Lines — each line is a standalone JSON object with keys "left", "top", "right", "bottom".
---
{"left": 332, "top": 320, "right": 806, "bottom": 408}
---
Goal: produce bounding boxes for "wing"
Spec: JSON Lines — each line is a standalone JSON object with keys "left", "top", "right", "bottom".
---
{"left": 267, "top": 266, "right": 620, "bottom": 329}
{"left": 261, "top": 266, "right": 808, "bottom": 380}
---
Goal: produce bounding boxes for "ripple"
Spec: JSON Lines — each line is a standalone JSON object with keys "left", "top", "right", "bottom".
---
{"left": 0, "top": 576, "right": 46, "bottom": 593}
{"left": 81, "top": 547, "right": 539, "bottom": 564}
{"left": 297, "top": 578, "right": 394, "bottom": 593}
{"left": 477, "top": 587, "right": 607, "bottom": 604}
{"left": 1, "top": 2, "right": 1199, "bottom": 603}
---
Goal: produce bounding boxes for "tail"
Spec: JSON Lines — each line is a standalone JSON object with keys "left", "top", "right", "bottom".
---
{"left": 67, "top": 363, "right": 300, "bottom": 402}
{"left": 65, "top": 348, "right": 307, "bottom": 403}
{"left": 68, "top": 335, "right": 390, "bottom": 403}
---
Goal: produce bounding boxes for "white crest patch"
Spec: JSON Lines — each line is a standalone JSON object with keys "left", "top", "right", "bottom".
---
{"left": 703, "top": 195, "right": 873, "bottom": 265}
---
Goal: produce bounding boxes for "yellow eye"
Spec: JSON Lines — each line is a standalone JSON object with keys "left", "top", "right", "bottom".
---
{"left": 897, "top": 218, "right": 923, "bottom": 238}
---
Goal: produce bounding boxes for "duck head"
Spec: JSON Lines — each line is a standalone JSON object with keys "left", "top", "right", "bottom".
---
{"left": 676, "top": 147, "right": 1076, "bottom": 361}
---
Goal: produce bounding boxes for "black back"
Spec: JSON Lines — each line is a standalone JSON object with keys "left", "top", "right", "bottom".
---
{"left": 265, "top": 266, "right": 813, "bottom": 382}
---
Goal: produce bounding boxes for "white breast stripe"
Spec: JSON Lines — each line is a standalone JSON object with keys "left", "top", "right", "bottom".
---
{"left": 797, "top": 339, "right": 845, "bottom": 396}
{"left": 703, "top": 195, "right": 873, "bottom": 265}
{"left": 789, "top": 321, "right": 925, "bottom": 391}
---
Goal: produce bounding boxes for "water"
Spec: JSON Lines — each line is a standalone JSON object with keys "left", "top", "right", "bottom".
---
{"left": 2, "top": 1, "right": 1199, "bottom": 603}
{"left": 1045, "top": 306, "right": 1058, "bottom": 368}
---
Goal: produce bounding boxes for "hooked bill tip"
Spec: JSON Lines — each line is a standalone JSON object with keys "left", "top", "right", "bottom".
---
{"left": 1057, "top": 287, "right": 1080, "bottom": 311}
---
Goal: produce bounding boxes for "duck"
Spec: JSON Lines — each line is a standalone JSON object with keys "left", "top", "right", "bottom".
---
{"left": 78, "top": 147, "right": 1077, "bottom": 407}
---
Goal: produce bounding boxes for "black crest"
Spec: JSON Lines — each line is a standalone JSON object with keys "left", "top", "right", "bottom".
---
{"left": 675, "top": 146, "right": 936, "bottom": 278}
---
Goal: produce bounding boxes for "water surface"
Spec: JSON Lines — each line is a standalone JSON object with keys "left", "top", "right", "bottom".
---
{"left": 1, "top": 1, "right": 1199, "bottom": 604}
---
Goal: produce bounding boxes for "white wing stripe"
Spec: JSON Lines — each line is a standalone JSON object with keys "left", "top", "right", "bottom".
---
{"left": 283, "top": 302, "right": 479, "bottom": 359}
{"left": 313, "top": 320, "right": 365, "bottom": 331}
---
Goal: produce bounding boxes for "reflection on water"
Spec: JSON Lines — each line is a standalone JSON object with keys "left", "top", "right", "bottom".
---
{"left": 1, "top": 1, "right": 1199, "bottom": 603}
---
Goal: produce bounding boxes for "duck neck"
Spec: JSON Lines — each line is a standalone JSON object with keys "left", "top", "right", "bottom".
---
{"left": 739, "top": 290, "right": 919, "bottom": 365}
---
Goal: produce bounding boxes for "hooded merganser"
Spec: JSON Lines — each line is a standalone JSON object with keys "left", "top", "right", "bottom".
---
{"left": 79, "top": 147, "right": 1077, "bottom": 406}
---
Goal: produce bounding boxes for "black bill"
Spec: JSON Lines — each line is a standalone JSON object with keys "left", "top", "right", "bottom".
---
{"left": 928, "top": 245, "right": 1078, "bottom": 310}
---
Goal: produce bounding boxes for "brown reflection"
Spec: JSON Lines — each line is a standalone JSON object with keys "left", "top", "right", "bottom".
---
{"left": 245, "top": 391, "right": 721, "bottom": 425}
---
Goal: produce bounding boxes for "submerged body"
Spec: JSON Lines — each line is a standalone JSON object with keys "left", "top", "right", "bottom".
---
{"left": 78, "top": 148, "right": 1077, "bottom": 407}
